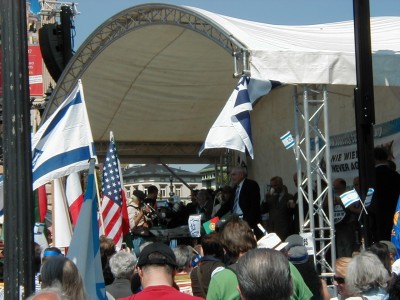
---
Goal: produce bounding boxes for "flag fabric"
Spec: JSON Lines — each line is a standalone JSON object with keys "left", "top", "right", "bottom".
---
{"left": 66, "top": 172, "right": 84, "bottom": 225}
{"left": 53, "top": 179, "right": 73, "bottom": 248}
{"left": 32, "top": 79, "right": 96, "bottom": 190}
{"left": 37, "top": 185, "right": 47, "bottom": 222}
{"left": 391, "top": 194, "right": 400, "bottom": 260}
{"left": 364, "top": 188, "right": 374, "bottom": 207}
{"left": 199, "top": 76, "right": 279, "bottom": 159}
{"left": 339, "top": 189, "right": 361, "bottom": 208}
{"left": 100, "top": 132, "right": 128, "bottom": 248}
{"left": 280, "top": 131, "right": 295, "bottom": 149}
{"left": 202, "top": 217, "right": 220, "bottom": 234}
{"left": 67, "top": 160, "right": 106, "bottom": 300}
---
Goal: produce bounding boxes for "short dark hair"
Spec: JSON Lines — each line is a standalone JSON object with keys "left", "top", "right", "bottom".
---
{"left": 201, "top": 232, "right": 224, "bottom": 259}
{"left": 375, "top": 147, "right": 389, "bottom": 161}
{"left": 147, "top": 185, "right": 158, "bottom": 194}
{"left": 237, "top": 248, "right": 291, "bottom": 300}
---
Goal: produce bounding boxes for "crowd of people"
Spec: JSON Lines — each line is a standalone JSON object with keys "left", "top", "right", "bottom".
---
{"left": 25, "top": 146, "right": 400, "bottom": 299}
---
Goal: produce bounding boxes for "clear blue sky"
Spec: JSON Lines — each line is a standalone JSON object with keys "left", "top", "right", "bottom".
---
{"left": 73, "top": 0, "right": 400, "bottom": 47}
{"left": 72, "top": 0, "right": 399, "bottom": 172}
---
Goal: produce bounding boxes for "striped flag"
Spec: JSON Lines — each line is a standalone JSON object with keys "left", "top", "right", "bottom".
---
{"left": 32, "top": 79, "right": 96, "bottom": 190}
{"left": 67, "top": 159, "right": 107, "bottom": 299}
{"left": 53, "top": 178, "right": 73, "bottom": 248}
{"left": 199, "top": 76, "right": 279, "bottom": 159}
{"left": 66, "top": 172, "right": 84, "bottom": 225}
{"left": 100, "top": 133, "right": 129, "bottom": 248}
{"left": 280, "top": 131, "right": 295, "bottom": 149}
{"left": 339, "top": 189, "right": 360, "bottom": 208}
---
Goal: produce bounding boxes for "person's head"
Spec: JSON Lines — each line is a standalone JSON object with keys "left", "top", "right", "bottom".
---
{"left": 99, "top": 235, "right": 116, "bottom": 259}
{"left": 236, "top": 248, "right": 292, "bottom": 300}
{"left": 333, "top": 178, "right": 346, "bottom": 195}
{"left": 230, "top": 166, "right": 246, "bottom": 186}
{"left": 147, "top": 185, "right": 159, "bottom": 199}
{"left": 42, "top": 247, "right": 63, "bottom": 265}
{"left": 26, "top": 285, "right": 64, "bottom": 300}
{"left": 131, "top": 189, "right": 146, "bottom": 205}
{"left": 270, "top": 176, "right": 283, "bottom": 194}
{"left": 346, "top": 251, "right": 389, "bottom": 296}
{"left": 136, "top": 242, "right": 177, "bottom": 288}
{"left": 173, "top": 245, "right": 192, "bottom": 273}
{"left": 374, "top": 147, "right": 389, "bottom": 164}
{"left": 220, "top": 186, "right": 234, "bottom": 203}
{"left": 109, "top": 251, "right": 136, "bottom": 279}
{"left": 201, "top": 232, "right": 224, "bottom": 260}
{"left": 197, "top": 189, "right": 212, "bottom": 209}
{"left": 190, "top": 189, "right": 199, "bottom": 205}
{"left": 220, "top": 217, "right": 256, "bottom": 262}
{"left": 352, "top": 176, "right": 360, "bottom": 194}
{"left": 293, "top": 172, "right": 305, "bottom": 188}
{"left": 40, "top": 256, "right": 87, "bottom": 300}
{"left": 34, "top": 242, "right": 42, "bottom": 273}
{"left": 380, "top": 240, "right": 397, "bottom": 265}
{"left": 369, "top": 242, "right": 392, "bottom": 275}
{"left": 334, "top": 257, "right": 352, "bottom": 298}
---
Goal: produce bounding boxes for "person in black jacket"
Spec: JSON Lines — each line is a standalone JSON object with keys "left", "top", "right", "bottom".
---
{"left": 216, "top": 166, "right": 262, "bottom": 237}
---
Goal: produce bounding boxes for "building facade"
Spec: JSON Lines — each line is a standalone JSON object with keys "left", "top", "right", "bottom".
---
{"left": 122, "top": 164, "right": 202, "bottom": 202}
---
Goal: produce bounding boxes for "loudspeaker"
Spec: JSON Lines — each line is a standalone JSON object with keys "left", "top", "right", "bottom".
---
{"left": 39, "top": 23, "right": 63, "bottom": 82}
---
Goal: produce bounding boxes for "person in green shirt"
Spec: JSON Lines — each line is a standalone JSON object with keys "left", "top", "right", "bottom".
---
{"left": 206, "top": 217, "right": 312, "bottom": 300}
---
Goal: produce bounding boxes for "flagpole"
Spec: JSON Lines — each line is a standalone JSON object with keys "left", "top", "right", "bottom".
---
{"left": 94, "top": 169, "right": 105, "bottom": 235}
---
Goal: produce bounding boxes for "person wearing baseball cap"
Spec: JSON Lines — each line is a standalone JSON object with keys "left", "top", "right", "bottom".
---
{"left": 119, "top": 243, "right": 202, "bottom": 300}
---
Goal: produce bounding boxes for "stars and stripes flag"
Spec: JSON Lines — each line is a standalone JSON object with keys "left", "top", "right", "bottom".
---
{"left": 100, "top": 132, "right": 129, "bottom": 248}
{"left": 199, "top": 76, "right": 280, "bottom": 159}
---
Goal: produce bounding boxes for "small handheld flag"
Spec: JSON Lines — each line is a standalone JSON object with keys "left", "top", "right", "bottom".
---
{"left": 339, "top": 189, "right": 360, "bottom": 208}
{"left": 280, "top": 131, "right": 295, "bottom": 149}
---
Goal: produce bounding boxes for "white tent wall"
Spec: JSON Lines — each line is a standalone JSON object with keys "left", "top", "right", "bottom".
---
{"left": 247, "top": 85, "right": 400, "bottom": 194}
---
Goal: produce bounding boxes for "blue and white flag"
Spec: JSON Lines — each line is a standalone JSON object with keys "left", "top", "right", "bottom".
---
{"left": 339, "top": 189, "right": 360, "bottom": 208}
{"left": 280, "top": 131, "right": 295, "bottom": 149}
{"left": 32, "top": 80, "right": 96, "bottom": 190}
{"left": 391, "top": 194, "right": 400, "bottom": 260}
{"left": 364, "top": 188, "right": 374, "bottom": 207}
{"left": 199, "top": 76, "right": 278, "bottom": 159}
{"left": 67, "top": 160, "right": 106, "bottom": 300}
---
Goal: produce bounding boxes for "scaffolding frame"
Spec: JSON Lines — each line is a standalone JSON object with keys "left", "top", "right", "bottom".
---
{"left": 294, "top": 84, "right": 336, "bottom": 273}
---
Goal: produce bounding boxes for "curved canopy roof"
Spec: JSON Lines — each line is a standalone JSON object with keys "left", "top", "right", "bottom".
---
{"left": 43, "top": 3, "right": 400, "bottom": 163}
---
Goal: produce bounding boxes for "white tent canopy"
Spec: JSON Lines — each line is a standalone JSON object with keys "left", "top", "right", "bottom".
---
{"left": 190, "top": 7, "right": 400, "bottom": 86}
{"left": 44, "top": 3, "right": 400, "bottom": 164}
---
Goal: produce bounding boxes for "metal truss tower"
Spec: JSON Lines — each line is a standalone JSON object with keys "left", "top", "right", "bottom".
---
{"left": 293, "top": 84, "right": 336, "bottom": 273}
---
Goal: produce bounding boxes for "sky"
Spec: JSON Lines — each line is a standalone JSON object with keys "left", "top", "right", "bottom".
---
{"left": 73, "top": 0, "right": 400, "bottom": 48}
{"left": 71, "top": 0, "right": 399, "bottom": 172}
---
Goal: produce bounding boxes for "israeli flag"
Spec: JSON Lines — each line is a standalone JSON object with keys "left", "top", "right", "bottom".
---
{"left": 32, "top": 80, "right": 96, "bottom": 190}
{"left": 199, "top": 76, "right": 278, "bottom": 159}
{"left": 67, "top": 160, "right": 106, "bottom": 300}
{"left": 339, "top": 189, "right": 360, "bottom": 208}
{"left": 364, "top": 188, "right": 374, "bottom": 207}
{"left": 280, "top": 131, "right": 295, "bottom": 149}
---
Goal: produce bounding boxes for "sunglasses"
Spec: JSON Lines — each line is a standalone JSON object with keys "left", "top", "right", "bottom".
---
{"left": 334, "top": 276, "right": 345, "bottom": 285}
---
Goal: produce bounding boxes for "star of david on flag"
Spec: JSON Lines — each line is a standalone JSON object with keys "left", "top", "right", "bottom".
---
{"left": 199, "top": 76, "right": 280, "bottom": 159}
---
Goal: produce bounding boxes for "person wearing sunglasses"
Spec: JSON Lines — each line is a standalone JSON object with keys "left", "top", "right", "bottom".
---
{"left": 332, "top": 257, "right": 352, "bottom": 299}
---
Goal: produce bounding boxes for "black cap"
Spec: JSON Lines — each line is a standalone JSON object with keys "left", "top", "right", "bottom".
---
{"left": 132, "top": 189, "right": 146, "bottom": 201}
{"left": 137, "top": 243, "right": 177, "bottom": 267}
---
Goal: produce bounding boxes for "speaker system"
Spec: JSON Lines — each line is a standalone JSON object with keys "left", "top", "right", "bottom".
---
{"left": 39, "top": 23, "right": 63, "bottom": 82}
{"left": 38, "top": 6, "right": 73, "bottom": 82}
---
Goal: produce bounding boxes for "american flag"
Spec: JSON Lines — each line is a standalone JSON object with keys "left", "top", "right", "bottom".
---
{"left": 100, "top": 133, "right": 129, "bottom": 248}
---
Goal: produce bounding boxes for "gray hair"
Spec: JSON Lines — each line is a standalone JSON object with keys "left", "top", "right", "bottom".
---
{"left": 26, "top": 285, "right": 65, "bottom": 299}
{"left": 346, "top": 251, "right": 389, "bottom": 295}
{"left": 109, "top": 251, "right": 137, "bottom": 279}
{"left": 236, "top": 248, "right": 292, "bottom": 300}
{"left": 173, "top": 245, "right": 192, "bottom": 272}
